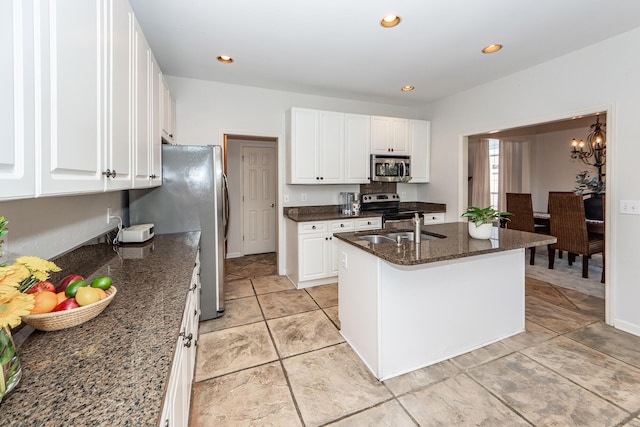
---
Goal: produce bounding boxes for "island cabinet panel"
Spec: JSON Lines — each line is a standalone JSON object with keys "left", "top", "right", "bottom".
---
{"left": 337, "top": 240, "right": 526, "bottom": 380}
{"left": 0, "top": 0, "right": 35, "bottom": 200}
{"left": 409, "top": 120, "right": 431, "bottom": 183}
{"left": 371, "top": 116, "right": 409, "bottom": 155}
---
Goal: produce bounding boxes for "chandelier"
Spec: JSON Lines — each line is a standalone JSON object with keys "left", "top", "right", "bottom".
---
{"left": 570, "top": 115, "right": 606, "bottom": 182}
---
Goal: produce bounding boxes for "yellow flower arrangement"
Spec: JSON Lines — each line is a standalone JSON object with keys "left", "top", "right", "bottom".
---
{"left": 0, "top": 256, "right": 61, "bottom": 328}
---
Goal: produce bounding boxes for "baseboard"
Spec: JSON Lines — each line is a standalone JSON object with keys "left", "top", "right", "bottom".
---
{"left": 613, "top": 318, "right": 640, "bottom": 337}
{"left": 226, "top": 251, "right": 242, "bottom": 259}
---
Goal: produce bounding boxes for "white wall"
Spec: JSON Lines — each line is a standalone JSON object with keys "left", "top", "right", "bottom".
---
{"left": 165, "top": 76, "right": 429, "bottom": 272}
{"left": 531, "top": 128, "right": 597, "bottom": 211}
{"left": 423, "top": 28, "right": 640, "bottom": 334}
{"left": 0, "top": 192, "right": 125, "bottom": 260}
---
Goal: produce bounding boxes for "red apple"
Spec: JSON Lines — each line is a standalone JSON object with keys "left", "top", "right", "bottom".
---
{"left": 26, "top": 281, "right": 56, "bottom": 294}
{"left": 52, "top": 298, "right": 80, "bottom": 312}
{"left": 57, "top": 274, "right": 84, "bottom": 293}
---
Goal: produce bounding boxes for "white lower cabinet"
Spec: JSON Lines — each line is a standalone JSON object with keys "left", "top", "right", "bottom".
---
{"left": 286, "top": 217, "right": 381, "bottom": 288}
{"left": 160, "top": 250, "right": 200, "bottom": 427}
{"left": 423, "top": 212, "right": 445, "bottom": 225}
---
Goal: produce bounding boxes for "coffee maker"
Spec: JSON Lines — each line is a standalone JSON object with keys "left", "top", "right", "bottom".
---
{"left": 339, "top": 192, "right": 360, "bottom": 216}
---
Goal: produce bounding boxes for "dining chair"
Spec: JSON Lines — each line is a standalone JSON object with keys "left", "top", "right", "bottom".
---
{"left": 547, "top": 191, "right": 575, "bottom": 259}
{"left": 547, "top": 193, "right": 604, "bottom": 279}
{"left": 506, "top": 193, "right": 542, "bottom": 265}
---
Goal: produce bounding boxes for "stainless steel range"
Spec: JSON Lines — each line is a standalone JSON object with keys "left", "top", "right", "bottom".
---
{"left": 361, "top": 193, "right": 424, "bottom": 229}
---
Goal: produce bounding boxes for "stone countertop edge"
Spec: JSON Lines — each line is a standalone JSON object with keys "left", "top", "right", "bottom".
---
{"left": 333, "top": 222, "right": 557, "bottom": 266}
{"left": 283, "top": 202, "right": 447, "bottom": 222}
{"left": 1, "top": 232, "right": 200, "bottom": 426}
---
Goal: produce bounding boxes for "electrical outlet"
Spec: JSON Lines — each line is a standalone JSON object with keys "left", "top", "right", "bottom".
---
{"left": 341, "top": 252, "right": 348, "bottom": 269}
{"left": 106, "top": 207, "right": 112, "bottom": 224}
{"left": 284, "top": 195, "right": 290, "bottom": 203}
{"left": 401, "top": 191, "right": 407, "bottom": 200}
{"left": 301, "top": 193, "right": 307, "bottom": 202}
{"left": 620, "top": 200, "right": 640, "bottom": 215}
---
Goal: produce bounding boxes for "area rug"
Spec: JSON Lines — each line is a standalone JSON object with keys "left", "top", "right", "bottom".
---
{"left": 525, "top": 249, "right": 604, "bottom": 299}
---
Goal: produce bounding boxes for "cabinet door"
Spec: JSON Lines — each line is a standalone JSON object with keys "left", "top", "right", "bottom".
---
{"left": 287, "top": 108, "right": 318, "bottom": 183}
{"left": 0, "top": 1, "right": 35, "bottom": 200}
{"left": 132, "top": 21, "right": 152, "bottom": 188}
{"left": 371, "top": 116, "right": 409, "bottom": 154}
{"left": 38, "top": 0, "right": 105, "bottom": 195}
{"left": 391, "top": 118, "right": 409, "bottom": 154}
{"left": 370, "top": 116, "right": 391, "bottom": 154}
{"left": 299, "top": 233, "right": 328, "bottom": 280}
{"left": 105, "top": 0, "right": 133, "bottom": 191}
{"left": 160, "top": 77, "right": 174, "bottom": 143}
{"left": 149, "top": 62, "right": 162, "bottom": 186}
{"left": 409, "top": 120, "right": 430, "bottom": 183}
{"left": 317, "top": 111, "right": 344, "bottom": 183}
{"left": 344, "top": 114, "right": 370, "bottom": 183}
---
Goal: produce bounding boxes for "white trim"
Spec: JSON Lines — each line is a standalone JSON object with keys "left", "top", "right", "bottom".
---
{"left": 457, "top": 104, "right": 615, "bottom": 327}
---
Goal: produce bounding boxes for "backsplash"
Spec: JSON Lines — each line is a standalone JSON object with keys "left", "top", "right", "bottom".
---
{"left": 359, "top": 182, "right": 397, "bottom": 194}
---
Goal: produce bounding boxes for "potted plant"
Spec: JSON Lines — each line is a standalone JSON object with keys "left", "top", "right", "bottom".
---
{"left": 461, "top": 206, "right": 511, "bottom": 239}
{"left": 575, "top": 171, "right": 605, "bottom": 220}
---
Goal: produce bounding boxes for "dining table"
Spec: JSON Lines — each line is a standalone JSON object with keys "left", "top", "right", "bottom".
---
{"left": 533, "top": 212, "right": 605, "bottom": 235}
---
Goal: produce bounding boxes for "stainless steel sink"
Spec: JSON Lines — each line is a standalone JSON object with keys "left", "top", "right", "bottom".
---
{"left": 358, "top": 235, "right": 396, "bottom": 244}
{"left": 384, "top": 232, "right": 443, "bottom": 242}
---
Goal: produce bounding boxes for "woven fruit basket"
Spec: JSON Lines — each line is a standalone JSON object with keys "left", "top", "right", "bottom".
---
{"left": 21, "top": 286, "right": 117, "bottom": 332}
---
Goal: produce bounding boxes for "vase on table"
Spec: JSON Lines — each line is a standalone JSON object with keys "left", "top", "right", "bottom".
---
{"left": 0, "top": 326, "right": 22, "bottom": 404}
{"left": 468, "top": 222, "right": 493, "bottom": 240}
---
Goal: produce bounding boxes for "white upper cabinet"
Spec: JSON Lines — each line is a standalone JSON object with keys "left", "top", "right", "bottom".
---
{"left": 371, "top": 116, "right": 409, "bottom": 154}
{"left": 161, "top": 77, "right": 175, "bottom": 143}
{"left": 1, "top": 0, "right": 169, "bottom": 200}
{"left": 105, "top": 0, "right": 134, "bottom": 191}
{"left": 132, "top": 19, "right": 152, "bottom": 188}
{"left": 149, "top": 60, "right": 162, "bottom": 186}
{"left": 0, "top": 1, "right": 35, "bottom": 200}
{"left": 409, "top": 120, "right": 431, "bottom": 183}
{"left": 344, "top": 114, "right": 371, "bottom": 183}
{"left": 38, "top": 0, "right": 106, "bottom": 195}
{"left": 286, "top": 108, "right": 345, "bottom": 184}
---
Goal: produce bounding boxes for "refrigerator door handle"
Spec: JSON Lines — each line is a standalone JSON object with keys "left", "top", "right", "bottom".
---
{"left": 223, "top": 173, "right": 230, "bottom": 238}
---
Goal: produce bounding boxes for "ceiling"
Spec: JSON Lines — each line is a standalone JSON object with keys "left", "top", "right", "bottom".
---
{"left": 471, "top": 113, "right": 607, "bottom": 139}
{"left": 128, "top": 0, "right": 640, "bottom": 107}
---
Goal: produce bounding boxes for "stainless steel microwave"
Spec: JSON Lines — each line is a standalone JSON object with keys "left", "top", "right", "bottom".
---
{"left": 370, "top": 154, "right": 412, "bottom": 182}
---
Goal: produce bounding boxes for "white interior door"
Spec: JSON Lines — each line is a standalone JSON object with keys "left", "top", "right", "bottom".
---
{"left": 243, "top": 146, "right": 276, "bottom": 254}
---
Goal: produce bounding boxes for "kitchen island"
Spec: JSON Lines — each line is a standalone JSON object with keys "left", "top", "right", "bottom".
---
{"left": 333, "top": 222, "right": 556, "bottom": 380}
{"left": 2, "top": 232, "right": 199, "bottom": 425}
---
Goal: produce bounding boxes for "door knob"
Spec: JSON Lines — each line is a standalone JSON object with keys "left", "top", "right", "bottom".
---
{"left": 270, "top": 203, "right": 275, "bottom": 207}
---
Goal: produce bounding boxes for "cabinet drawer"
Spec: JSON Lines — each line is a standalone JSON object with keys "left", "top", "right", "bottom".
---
{"left": 423, "top": 213, "right": 445, "bottom": 224}
{"left": 355, "top": 217, "right": 382, "bottom": 230}
{"left": 329, "top": 219, "right": 355, "bottom": 233}
{"left": 299, "top": 222, "right": 327, "bottom": 234}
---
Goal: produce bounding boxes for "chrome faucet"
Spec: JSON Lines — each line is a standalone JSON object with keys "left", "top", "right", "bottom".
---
{"left": 414, "top": 213, "right": 421, "bottom": 244}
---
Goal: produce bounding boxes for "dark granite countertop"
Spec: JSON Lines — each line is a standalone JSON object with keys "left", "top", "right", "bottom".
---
{"left": 283, "top": 202, "right": 446, "bottom": 223}
{"left": 333, "top": 222, "right": 556, "bottom": 266}
{"left": 2, "top": 232, "right": 200, "bottom": 426}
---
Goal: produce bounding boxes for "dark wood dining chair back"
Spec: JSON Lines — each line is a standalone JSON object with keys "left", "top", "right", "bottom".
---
{"left": 506, "top": 193, "right": 535, "bottom": 232}
{"left": 506, "top": 193, "right": 537, "bottom": 265}
{"left": 548, "top": 193, "right": 604, "bottom": 279}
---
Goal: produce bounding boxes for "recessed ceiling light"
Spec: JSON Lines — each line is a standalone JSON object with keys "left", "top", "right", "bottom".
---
{"left": 381, "top": 15, "right": 401, "bottom": 28}
{"left": 217, "top": 55, "right": 233, "bottom": 64}
{"left": 482, "top": 44, "right": 503, "bottom": 54}
{"left": 401, "top": 85, "right": 414, "bottom": 92}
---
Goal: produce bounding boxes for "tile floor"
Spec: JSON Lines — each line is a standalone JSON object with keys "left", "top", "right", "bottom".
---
{"left": 191, "top": 253, "right": 640, "bottom": 426}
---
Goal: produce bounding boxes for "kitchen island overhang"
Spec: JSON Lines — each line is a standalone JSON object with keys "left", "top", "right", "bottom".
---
{"left": 333, "top": 222, "right": 556, "bottom": 381}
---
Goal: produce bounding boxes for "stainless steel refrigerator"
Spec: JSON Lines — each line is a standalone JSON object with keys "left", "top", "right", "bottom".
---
{"left": 128, "top": 145, "right": 228, "bottom": 320}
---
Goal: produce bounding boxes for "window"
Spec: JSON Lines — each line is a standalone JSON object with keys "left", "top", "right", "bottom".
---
{"left": 489, "top": 139, "right": 499, "bottom": 209}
